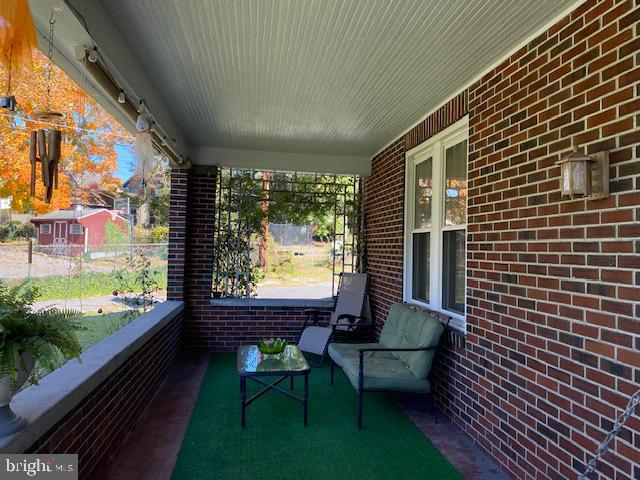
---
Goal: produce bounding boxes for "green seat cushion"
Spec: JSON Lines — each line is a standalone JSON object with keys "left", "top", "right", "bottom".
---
{"left": 328, "top": 343, "right": 394, "bottom": 367}
{"left": 379, "top": 303, "right": 445, "bottom": 379}
{"left": 341, "top": 354, "right": 431, "bottom": 393}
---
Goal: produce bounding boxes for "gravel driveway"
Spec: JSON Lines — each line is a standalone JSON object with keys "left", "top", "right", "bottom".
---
{"left": 256, "top": 282, "right": 333, "bottom": 299}
{"left": 0, "top": 244, "right": 113, "bottom": 279}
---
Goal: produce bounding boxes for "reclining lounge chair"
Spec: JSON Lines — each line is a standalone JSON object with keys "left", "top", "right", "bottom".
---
{"left": 297, "top": 272, "right": 369, "bottom": 365}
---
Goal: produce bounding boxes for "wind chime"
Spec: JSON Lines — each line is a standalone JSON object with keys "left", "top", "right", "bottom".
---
{"left": 29, "top": 7, "right": 64, "bottom": 204}
{"left": 134, "top": 102, "right": 154, "bottom": 192}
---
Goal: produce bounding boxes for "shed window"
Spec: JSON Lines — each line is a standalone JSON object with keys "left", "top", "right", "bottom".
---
{"left": 69, "top": 224, "right": 83, "bottom": 235}
{"left": 40, "top": 224, "right": 51, "bottom": 234}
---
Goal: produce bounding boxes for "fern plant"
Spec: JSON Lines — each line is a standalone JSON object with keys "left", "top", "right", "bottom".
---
{"left": 0, "top": 281, "right": 83, "bottom": 386}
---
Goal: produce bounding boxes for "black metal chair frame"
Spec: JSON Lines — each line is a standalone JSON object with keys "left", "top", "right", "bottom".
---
{"left": 330, "top": 317, "right": 450, "bottom": 428}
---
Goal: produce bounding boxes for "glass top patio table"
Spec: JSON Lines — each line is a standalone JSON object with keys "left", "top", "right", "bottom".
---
{"left": 237, "top": 345, "right": 311, "bottom": 376}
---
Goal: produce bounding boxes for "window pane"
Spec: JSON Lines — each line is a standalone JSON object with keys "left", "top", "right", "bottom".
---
{"left": 412, "top": 232, "right": 430, "bottom": 303}
{"left": 444, "top": 141, "right": 467, "bottom": 226}
{"left": 442, "top": 229, "right": 465, "bottom": 314}
{"left": 414, "top": 159, "right": 433, "bottom": 229}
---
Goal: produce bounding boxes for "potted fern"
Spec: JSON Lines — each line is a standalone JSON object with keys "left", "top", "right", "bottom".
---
{"left": 0, "top": 281, "right": 83, "bottom": 437}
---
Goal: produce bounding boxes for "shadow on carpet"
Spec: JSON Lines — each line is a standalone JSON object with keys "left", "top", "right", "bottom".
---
{"left": 172, "top": 353, "right": 462, "bottom": 480}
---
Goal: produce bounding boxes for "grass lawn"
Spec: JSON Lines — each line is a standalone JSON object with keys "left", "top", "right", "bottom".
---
{"left": 8, "top": 269, "right": 167, "bottom": 301}
{"left": 76, "top": 310, "right": 141, "bottom": 351}
{"left": 30, "top": 310, "right": 141, "bottom": 384}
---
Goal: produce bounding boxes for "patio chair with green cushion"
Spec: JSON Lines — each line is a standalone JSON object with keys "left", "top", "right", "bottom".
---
{"left": 328, "top": 303, "right": 448, "bottom": 428}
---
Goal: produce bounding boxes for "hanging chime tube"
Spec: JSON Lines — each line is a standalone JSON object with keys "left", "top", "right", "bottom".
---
{"left": 48, "top": 129, "right": 61, "bottom": 192}
{"left": 29, "top": 130, "right": 37, "bottom": 196}
{"left": 37, "top": 130, "right": 47, "bottom": 186}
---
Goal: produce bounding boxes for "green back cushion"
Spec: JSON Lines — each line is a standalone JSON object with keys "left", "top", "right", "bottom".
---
{"left": 379, "top": 303, "right": 445, "bottom": 379}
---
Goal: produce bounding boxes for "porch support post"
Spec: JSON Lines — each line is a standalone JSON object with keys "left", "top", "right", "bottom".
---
{"left": 167, "top": 168, "right": 189, "bottom": 301}
{"left": 167, "top": 165, "right": 218, "bottom": 346}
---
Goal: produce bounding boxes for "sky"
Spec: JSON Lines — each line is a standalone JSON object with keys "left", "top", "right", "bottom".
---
{"left": 115, "top": 144, "right": 135, "bottom": 181}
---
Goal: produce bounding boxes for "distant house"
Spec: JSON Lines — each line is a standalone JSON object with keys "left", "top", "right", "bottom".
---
{"left": 0, "top": 197, "right": 11, "bottom": 223}
{"left": 123, "top": 172, "right": 168, "bottom": 227}
{"left": 122, "top": 174, "right": 146, "bottom": 196}
{"left": 71, "top": 188, "right": 117, "bottom": 210}
{"left": 31, "top": 208, "right": 129, "bottom": 255}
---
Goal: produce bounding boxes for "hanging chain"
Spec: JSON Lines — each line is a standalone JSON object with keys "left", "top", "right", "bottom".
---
{"left": 44, "top": 11, "right": 56, "bottom": 112}
{"left": 578, "top": 389, "right": 640, "bottom": 480}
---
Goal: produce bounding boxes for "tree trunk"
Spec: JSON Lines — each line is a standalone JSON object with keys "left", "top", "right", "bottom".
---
{"left": 258, "top": 171, "right": 270, "bottom": 268}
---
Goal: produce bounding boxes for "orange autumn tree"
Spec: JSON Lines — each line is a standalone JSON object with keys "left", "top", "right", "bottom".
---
{"left": 0, "top": 50, "right": 132, "bottom": 213}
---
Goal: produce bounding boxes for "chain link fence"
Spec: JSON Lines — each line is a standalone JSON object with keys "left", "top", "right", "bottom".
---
{"left": 269, "top": 223, "right": 313, "bottom": 245}
{"left": 0, "top": 242, "right": 167, "bottom": 281}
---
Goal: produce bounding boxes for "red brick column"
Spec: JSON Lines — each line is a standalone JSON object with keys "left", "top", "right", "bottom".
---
{"left": 167, "top": 168, "right": 189, "bottom": 301}
{"left": 183, "top": 165, "right": 218, "bottom": 346}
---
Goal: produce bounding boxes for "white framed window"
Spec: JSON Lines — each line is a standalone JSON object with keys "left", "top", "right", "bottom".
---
{"left": 40, "top": 224, "right": 51, "bottom": 235}
{"left": 404, "top": 116, "right": 468, "bottom": 330}
{"left": 69, "top": 223, "right": 83, "bottom": 235}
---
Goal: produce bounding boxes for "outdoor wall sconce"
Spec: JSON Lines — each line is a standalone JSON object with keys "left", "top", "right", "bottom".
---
{"left": 556, "top": 147, "right": 609, "bottom": 199}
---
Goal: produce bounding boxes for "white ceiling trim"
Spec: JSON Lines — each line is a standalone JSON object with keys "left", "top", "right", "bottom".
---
{"left": 193, "top": 147, "right": 371, "bottom": 176}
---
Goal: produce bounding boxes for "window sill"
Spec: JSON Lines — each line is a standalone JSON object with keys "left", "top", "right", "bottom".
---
{"left": 210, "top": 298, "right": 333, "bottom": 308}
{"left": 403, "top": 299, "right": 467, "bottom": 334}
{"left": 0, "top": 300, "right": 184, "bottom": 454}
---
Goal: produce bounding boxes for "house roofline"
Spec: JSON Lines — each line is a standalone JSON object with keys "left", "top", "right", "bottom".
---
{"left": 30, "top": 208, "right": 129, "bottom": 223}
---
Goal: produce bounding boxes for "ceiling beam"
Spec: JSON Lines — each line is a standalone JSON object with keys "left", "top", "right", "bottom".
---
{"left": 62, "top": 0, "right": 189, "bottom": 160}
{"left": 193, "top": 147, "right": 371, "bottom": 176}
{"left": 27, "top": 1, "right": 134, "bottom": 135}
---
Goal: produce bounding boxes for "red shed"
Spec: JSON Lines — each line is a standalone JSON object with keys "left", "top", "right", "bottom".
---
{"left": 31, "top": 208, "right": 129, "bottom": 256}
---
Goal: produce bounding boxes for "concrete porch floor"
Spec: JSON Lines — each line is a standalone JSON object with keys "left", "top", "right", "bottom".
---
{"left": 103, "top": 351, "right": 511, "bottom": 480}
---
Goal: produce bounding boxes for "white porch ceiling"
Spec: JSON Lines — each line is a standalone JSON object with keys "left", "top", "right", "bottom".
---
{"left": 52, "top": 0, "right": 582, "bottom": 172}
{"left": 97, "top": 0, "right": 579, "bottom": 158}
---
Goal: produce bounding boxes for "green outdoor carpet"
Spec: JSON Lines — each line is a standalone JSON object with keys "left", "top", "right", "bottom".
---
{"left": 172, "top": 354, "right": 462, "bottom": 480}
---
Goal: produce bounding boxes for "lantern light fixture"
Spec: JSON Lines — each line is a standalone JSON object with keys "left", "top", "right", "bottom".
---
{"left": 556, "top": 146, "right": 609, "bottom": 199}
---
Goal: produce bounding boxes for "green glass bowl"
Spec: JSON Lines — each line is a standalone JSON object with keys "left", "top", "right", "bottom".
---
{"left": 257, "top": 339, "right": 288, "bottom": 354}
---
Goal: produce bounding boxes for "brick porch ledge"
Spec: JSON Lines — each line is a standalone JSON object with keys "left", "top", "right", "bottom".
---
{"left": 0, "top": 301, "right": 184, "bottom": 456}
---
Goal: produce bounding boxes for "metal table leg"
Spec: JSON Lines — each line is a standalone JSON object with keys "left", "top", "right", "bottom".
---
{"left": 241, "top": 376, "right": 247, "bottom": 428}
{"left": 303, "top": 372, "right": 309, "bottom": 426}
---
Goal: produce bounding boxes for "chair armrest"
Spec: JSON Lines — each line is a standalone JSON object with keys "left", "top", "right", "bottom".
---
{"left": 303, "top": 309, "right": 322, "bottom": 325}
{"left": 358, "top": 346, "right": 438, "bottom": 353}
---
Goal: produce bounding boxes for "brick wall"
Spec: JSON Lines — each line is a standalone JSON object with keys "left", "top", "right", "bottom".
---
{"left": 364, "top": 2, "right": 640, "bottom": 479}
{"left": 27, "top": 312, "right": 183, "bottom": 480}
{"left": 191, "top": 306, "right": 330, "bottom": 351}
{"left": 173, "top": 166, "right": 331, "bottom": 349}
{"left": 364, "top": 138, "right": 405, "bottom": 335}
{"left": 364, "top": 92, "right": 468, "bottom": 336}
{"left": 167, "top": 168, "right": 189, "bottom": 301}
